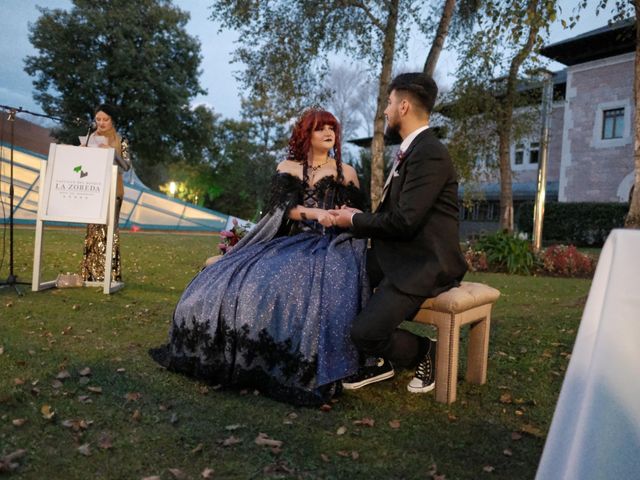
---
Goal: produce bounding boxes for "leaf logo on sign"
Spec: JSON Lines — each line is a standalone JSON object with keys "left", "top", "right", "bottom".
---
{"left": 73, "top": 165, "right": 88, "bottom": 178}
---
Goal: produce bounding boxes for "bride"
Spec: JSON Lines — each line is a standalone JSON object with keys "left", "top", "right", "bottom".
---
{"left": 150, "top": 108, "right": 369, "bottom": 406}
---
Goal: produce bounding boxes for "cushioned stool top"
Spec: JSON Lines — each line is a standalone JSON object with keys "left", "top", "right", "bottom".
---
{"left": 421, "top": 281, "right": 501, "bottom": 313}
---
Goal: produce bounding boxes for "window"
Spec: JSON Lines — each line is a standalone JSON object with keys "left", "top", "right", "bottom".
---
{"left": 529, "top": 142, "right": 539, "bottom": 164}
{"left": 514, "top": 144, "right": 525, "bottom": 165}
{"left": 602, "top": 108, "right": 624, "bottom": 139}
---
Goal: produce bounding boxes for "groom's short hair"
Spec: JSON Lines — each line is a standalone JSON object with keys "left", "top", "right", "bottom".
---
{"left": 388, "top": 73, "right": 438, "bottom": 115}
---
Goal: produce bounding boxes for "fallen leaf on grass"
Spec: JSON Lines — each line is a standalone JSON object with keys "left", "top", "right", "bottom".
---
{"left": 78, "top": 377, "right": 90, "bottom": 386}
{"left": 319, "top": 403, "right": 332, "bottom": 412}
{"left": 220, "top": 435, "right": 242, "bottom": 447}
{"left": 336, "top": 450, "right": 359, "bottom": 460}
{"left": 255, "top": 433, "right": 283, "bottom": 448}
{"left": 131, "top": 409, "right": 142, "bottom": 422}
{"left": 56, "top": 370, "right": 71, "bottom": 380}
{"left": 77, "top": 395, "right": 92, "bottom": 404}
{"left": 14, "top": 378, "right": 25, "bottom": 385}
{"left": 41, "top": 404, "right": 55, "bottom": 420}
{"left": 521, "top": 424, "right": 545, "bottom": 438}
{"left": 388, "top": 419, "right": 401, "bottom": 429}
{"left": 51, "top": 380, "right": 64, "bottom": 389}
{"left": 116, "top": 368, "right": 126, "bottom": 373}
{"left": 12, "top": 418, "right": 27, "bottom": 427}
{"left": 61, "top": 419, "right": 91, "bottom": 431}
{"left": 263, "top": 461, "right": 294, "bottom": 475}
{"left": 511, "top": 432, "right": 522, "bottom": 441}
{"left": 336, "top": 426, "right": 347, "bottom": 435}
{"left": 224, "top": 424, "right": 244, "bottom": 431}
{"left": 87, "top": 386, "right": 102, "bottom": 394}
{"left": 0, "top": 346, "right": 4, "bottom": 355}
{"left": 79, "top": 367, "right": 92, "bottom": 376}
{"left": 77, "top": 444, "right": 91, "bottom": 456}
{"left": 168, "top": 468, "right": 187, "bottom": 479}
{"left": 170, "top": 413, "right": 179, "bottom": 424}
{"left": 499, "top": 393, "right": 512, "bottom": 404}
{"left": 503, "top": 448, "right": 513, "bottom": 456}
{"left": 201, "top": 467, "right": 214, "bottom": 478}
{"left": 0, "top": 449, "right": 27, "bottom": 473}
{"left": 482, "top": 465, "right": 495, "bottom": 473}
{"left": 97, "top": 432, "right": 113, "bottom": 450}
{"left": 191, "top": 443, "right": 204, "bottom": 454}
{"left": 353, "top": 417, "right": 375, "bottom": 427}
{"left": 125, "top": 392, "right": 142, "bottom": 402}
{"left": 141, "top": 476, "right": 161, "bottom": 480}
{"left": 320, "top": 454, "right": 330, "bottom": 463}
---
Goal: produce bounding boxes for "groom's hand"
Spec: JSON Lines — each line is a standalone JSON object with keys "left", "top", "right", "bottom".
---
{"left": 329, "top": 206, "right": 361, "bottom": 228}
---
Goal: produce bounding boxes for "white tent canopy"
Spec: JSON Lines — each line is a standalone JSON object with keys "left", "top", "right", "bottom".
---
{"left": 1, "top": 142, "right": 232, "bottom": 232}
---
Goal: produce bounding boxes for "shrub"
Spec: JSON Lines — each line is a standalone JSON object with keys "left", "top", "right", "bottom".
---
{"left": 516, "top": 202, "right": 627, "bottom": 247}
{"left": 475, "top": 230, "right": 536, "bottom": 275}
{"left": 540, "top": 244, "right": 595, "bottom": 278}
{"left": 464, "top": 248, "right": 489, "bottom": 272}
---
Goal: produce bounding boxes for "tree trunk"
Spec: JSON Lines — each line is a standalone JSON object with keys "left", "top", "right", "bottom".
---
{"left": 625, "top": 1, "right": 640, "bottom": 228}
{"left": 496, "top": 0, "right": 540, "bottom": 232}
{"left": 497, "top": 117, "right": 514, "bottom": 231}
{"left": 370, "top": 0, "right": 399, "bottom": 209}
{"left": 424, "top": 0, "right": 456, "bottom": 77}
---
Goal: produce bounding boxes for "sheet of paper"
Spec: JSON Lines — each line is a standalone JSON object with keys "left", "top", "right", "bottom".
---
{"left": 78, "top": 135, "right": 107, "bottom": 148}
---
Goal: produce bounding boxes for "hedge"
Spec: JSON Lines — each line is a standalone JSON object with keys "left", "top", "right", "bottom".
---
{"left": 516, "top": 201, "right": 628, "bottom": 247}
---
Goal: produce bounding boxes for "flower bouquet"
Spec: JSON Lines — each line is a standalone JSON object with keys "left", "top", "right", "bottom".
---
{"left": 218, "top": 218, "right": 248, "bottom": 254}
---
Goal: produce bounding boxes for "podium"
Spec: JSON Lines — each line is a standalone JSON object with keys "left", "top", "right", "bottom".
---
{"left": 32, "top": 144, "right": 124, "bottom": 294}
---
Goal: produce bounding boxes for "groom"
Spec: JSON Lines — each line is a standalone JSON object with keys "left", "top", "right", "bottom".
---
{"left": 330, "top": 72, "right": 467, "bottom": 393}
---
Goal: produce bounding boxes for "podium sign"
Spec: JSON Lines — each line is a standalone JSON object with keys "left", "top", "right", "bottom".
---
{"left": 32, "top": 144, "right": 123, "bottom": 294}
{"left": 40, "top": 144, "right": 113, "bottom": 223}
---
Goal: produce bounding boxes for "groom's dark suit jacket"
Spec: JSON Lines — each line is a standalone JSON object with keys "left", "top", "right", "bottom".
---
{"left": 352, "top": 128, "right": 467, "bottom": 297}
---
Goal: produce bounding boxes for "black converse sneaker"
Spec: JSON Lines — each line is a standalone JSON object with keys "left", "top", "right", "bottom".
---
{"left": 342, "top": 357, "right": 395, "bottom": 390}
{"left": 407, "top": 339, "right": 436, "bottom": 393}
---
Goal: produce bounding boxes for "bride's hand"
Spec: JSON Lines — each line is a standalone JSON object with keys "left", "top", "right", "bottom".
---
{"left": 316, "top": 210, "right": 335, "bottom": 228}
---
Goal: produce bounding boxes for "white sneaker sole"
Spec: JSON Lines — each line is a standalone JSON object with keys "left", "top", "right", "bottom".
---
{"left": 342, "top": 369, "right": 395, "bottom": 390}
{"left": 407, "top": 379, "right": 435, "bottom": 393}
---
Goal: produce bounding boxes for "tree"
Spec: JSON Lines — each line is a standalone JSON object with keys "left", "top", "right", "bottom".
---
{"left": 24, "top": 0, "right": 210, "bottom": 188}
{"left": 423, "top": 0, "right": 481, "bottom": 76}
{"left": 449, "top": 0, "right": 559, "bottom": 232}
{"left": 212, "top": 0, "right": 438, "bottom": 208}
{"left": 326, "top": 64, "right": 368, "bottom": 144}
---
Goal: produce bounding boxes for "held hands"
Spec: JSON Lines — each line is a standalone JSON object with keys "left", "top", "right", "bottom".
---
{"left": 328, "top": 205, "right": 362, "bottom": 228}
{"left": 315, "top": 209, "right": 336, "bottom": 228}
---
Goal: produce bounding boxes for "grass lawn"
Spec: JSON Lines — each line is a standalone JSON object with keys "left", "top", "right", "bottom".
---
{"left": 1, "top": 227, "right": 592, "bottom": 479}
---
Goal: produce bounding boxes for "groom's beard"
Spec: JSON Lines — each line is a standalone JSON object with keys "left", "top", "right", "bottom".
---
{"left": 384, "top": 123, "right": 402, "bottom": 146}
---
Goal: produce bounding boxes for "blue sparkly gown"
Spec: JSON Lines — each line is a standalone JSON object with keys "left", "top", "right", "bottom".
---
{"left": 150, "top": 172, "right": 369, "bottom": 406}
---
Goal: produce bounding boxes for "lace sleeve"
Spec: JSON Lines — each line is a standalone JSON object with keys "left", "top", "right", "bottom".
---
{"left": 266, "top": 173, "right": 304, "bottom": 214}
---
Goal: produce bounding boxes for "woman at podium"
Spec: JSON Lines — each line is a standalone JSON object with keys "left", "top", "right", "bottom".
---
{"left": 80, "top": 104, "right": 131, "bottom": 282}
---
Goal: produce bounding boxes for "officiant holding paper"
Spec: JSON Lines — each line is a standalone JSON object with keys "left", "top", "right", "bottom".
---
{"left": 80, "top": 103, "right": 131, "bottom": 282}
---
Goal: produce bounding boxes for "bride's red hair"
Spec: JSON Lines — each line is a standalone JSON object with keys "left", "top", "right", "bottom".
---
{"left": 287, "top": 108, "right": 342, "bottom": 167}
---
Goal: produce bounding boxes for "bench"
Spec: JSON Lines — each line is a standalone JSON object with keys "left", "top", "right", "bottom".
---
{"left": 413, "top": 281, "right": 500, "bottom": 404}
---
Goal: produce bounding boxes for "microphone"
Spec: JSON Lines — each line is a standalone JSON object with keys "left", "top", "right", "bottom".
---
{"left": 84, "top": 120, "right": 97, "bottom": 146}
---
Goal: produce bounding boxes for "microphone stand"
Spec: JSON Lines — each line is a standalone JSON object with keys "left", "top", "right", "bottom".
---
{"left": 84, "top": 120, "right": 96, "bottom": 146}
{"left": 0, "top": 107, "right": 30, "bottom": 295}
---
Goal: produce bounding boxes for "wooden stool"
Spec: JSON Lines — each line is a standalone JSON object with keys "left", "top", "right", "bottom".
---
{"left": 413, "top": 281, "right": 500, "bottom": 404}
